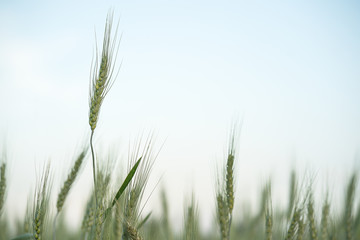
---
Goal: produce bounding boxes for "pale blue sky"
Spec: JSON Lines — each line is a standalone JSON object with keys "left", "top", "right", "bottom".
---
{"left": 1, "top": 0, "right": 360, "bottom": 231}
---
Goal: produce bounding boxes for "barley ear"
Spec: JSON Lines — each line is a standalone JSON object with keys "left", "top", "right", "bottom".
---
{"left": 0, "top": 162, "right": 6, "bottom": 216}
{"left": 88, "top": 10, "right": 120, "bottom": 132}
{"left": 122, "top": 136, "right": 157, "bottom": 240}
{"left": 56, "top": 148, "right": 87, "bottom": 213}
{"left": 88, "top": 10, "right": 120, "bottom": 228}
{"left": 288, "top": 170, "right": 298, "bottom": 220}
{"left": 33, "top": 164, "right": 51, "bottom": 240}
{"left": 286, "top": 208, "right": 301, "bottom": 240}
{"left": 265, "top": 184, "right": 273, "bottom": 240}
{"left": 296, "top": 215, "right": 305, "bottom": 240}
{"left": 216, "top": 194, "right": 229, "bottom": 240}
{"left": 344, "top": 172, "right": 357, "bottom": 240}
{"left": 225, "top": 153, "right": 234, "bottom": 215}
{"left": 53, "top": 148, "right": 87, "bottom": 240}
{"left": 226, "top": 123, "right": 239, "bottom": 217}
{"left": 160, "top": 189, "right": 172, "bottom": 239}
{"left": 184, "top": 194, "right": 200, "bottom": 240}
{"left": 320, "top": 194, "right": 330, "bottom": 240}
{"left": 308, "top": 192, "right": 318, "bottom": 240}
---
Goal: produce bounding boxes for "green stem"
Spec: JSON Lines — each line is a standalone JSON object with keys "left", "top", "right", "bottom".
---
{"left": 90, "top": 130, "right": 98, "bottom": 229}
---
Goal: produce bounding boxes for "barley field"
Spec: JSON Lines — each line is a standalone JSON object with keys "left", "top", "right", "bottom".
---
{"left": 1, "top": 6, "right": 360, "bottom": 240}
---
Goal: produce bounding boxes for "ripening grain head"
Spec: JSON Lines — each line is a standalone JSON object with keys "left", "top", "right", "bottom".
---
{"left": 89, "top": 11, "right": 120, "bottom": 132}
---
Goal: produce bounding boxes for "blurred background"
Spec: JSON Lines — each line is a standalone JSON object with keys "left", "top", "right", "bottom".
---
{"left": 0, "top": 0, "right": 359, "bottom": 233}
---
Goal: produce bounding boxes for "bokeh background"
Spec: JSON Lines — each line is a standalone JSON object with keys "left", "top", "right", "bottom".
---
{"left": 1, "top": 0, "right": 360, "bottom": 232}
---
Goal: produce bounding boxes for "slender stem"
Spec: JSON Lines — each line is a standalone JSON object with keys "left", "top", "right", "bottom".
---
{"left": 90, "top": 131, "right": 97, "bottom": 203}
{"left": 90, "top": 130, "right": 98, "bottom": 228}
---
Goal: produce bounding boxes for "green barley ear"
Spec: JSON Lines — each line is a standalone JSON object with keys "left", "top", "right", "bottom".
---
{"left": 81, "top": 195, "right": 95, "bottom": 236}
{"left": 264, "top": 183, "right": 273, "bottom": 240}
{"left": 122, "top": 135, "right": 157, "bottom": 240}
{"left": 297, "top": 215, "right": 305, "bottom": 240}
{"left": 344, "top": 172, "right": 357, "bottom": 240}
{"left": 160, "top": 189, "right": 172, "bottom": 240}
{"left": 320, "top": 194, "right": 330, "bottom": 240}
{"left": 184, "top": 194, "right": 200, "bottom": 240}
{"left": 226, "top": 125, "right": 237, "bottom": 216}
{"left": 216, "top": 193, "right": 229, "bottom": 240}
{"left": 33, "top": 164, "right": 51, "bottom": 240}
{"left": 288, "top": 170, "right": 298, "bottom": 220}
{"left": 354, "top": 201, "right": 360, "bottom": 240}
{"left": 56, "top": 148, "right": 87, "bottom": 213}
{"left": 286, "top": 207, "right": 301, "bottom": 240}
{"left": 53, "top": 148, "right": 87, "bottom": 240}
{"left": 88, "top": 9, "right": 120, "bottom": 224}
{"left": 0, "top": 161, "right": 6, "bottom": 216}
{"left": 88, "top": 10, "right": 120, "bottom": 132}
{"left": 215, "top": 122, "right": 241, "bottom": 240}
{"left": 308, "top": 192, "right": 318, "bottom": 240}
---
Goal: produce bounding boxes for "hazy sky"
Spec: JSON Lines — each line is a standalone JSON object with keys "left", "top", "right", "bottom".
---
{"left": 1, "top": 0, "right": 360, "bottom": 231}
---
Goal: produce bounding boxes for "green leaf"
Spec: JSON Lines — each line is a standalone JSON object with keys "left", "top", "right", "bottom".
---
{"left": 111, "top": 157, "right": 142, "bottom": 207}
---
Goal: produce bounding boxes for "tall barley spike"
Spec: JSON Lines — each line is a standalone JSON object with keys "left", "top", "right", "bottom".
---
{"left": 215, "top": 123, "right": 240, "bottom": 240}
{"left": 320, "top": 196, "right": 330, "bottom": 240}
{"left": 56, "top": 148, "right": 87, "bottom": 213}
{"left": 184, "top": 194, "right": 199, "bottom": 240}
{"left": 296, "top": 216, "right": 305, "bottom": 240}
{"left": 0, "top": 162, "right": 6, "bottom": 216}
{"left": 88, "top": 10, "right": 120, "bottom": 225}
{"left": 344, "top": 173, "right": 357, "bottom": 240}
{"left": 264, "top": 184, "right": 274, "bottom": 240}
{"left": 89, "top": 11, "right": 120, "bottom": 132}
{"left": 288, "top": 170, "right": 297, "bottom": 220}
{"left": 160, "top": 189, "right": 172, "bottom": 240}
{"left": 33, "top": 164, "right": 51, "bottom": 240}
{"left": 308, "top": 193, "right": 318, "bottom": 240}
{"left": 122, "top": 135, "right": 156, "bottom": 240}
{"left": 264, "top": 185, "right": 273, "bottom": 240}
{"left": 216, "top": 194, "right": 229, "bottom": 240}
{"left": 226, "top": 124, "right": 238, "bottom": 217}
{"left": 286, "top": 208, "right": 300, "bottom": 240}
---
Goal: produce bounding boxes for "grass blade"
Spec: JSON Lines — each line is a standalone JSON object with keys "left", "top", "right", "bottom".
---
{"left": 112, "top": 157, "right": 142, "bottom": 207}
